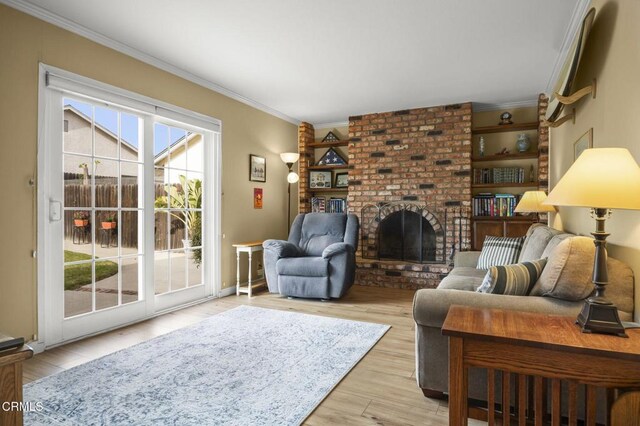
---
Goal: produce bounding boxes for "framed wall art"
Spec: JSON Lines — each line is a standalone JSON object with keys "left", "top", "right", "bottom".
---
{"left": 573, "top": 128, "right": 593, "bottom": 161}
{"left": 249, "top": 154, "right": 266, "bottom": 182}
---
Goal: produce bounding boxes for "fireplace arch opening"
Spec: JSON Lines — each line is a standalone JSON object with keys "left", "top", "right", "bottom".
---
{"left": 378, "top": 210, "right": 436, "bottom": 262}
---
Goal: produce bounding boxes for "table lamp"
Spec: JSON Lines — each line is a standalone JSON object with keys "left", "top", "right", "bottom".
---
{"left": 280, "top": 152, "right": 300, "bottom": 231}
{"left": 514, "top": 191, "right": 556, "bottom": 222}
{"left": 545, "top": 148, "right": 640, "bottom": 337}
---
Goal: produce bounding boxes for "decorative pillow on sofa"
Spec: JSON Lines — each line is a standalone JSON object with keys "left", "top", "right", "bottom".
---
{"left": 529, "top": 236, "right": 596, "bottom": 300}
{"left": 477, "top": 258, "right": 547, "bottom": 295}
{"left": 476, "top": 236, "right": 525, "bottom": 269}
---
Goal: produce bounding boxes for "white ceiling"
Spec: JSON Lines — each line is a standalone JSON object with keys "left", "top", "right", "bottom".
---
{"left": 13, "top": 0, "right": 585, "bottom": 125}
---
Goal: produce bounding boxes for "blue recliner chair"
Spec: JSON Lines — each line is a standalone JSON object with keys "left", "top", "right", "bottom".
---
{"left": 263, "top": 213, "right": 359, "bottom": 299}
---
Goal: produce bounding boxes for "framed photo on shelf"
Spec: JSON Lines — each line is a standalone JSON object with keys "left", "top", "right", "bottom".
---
{"left": 573, "top": 128, "right": 593, "bottom": 161}
{"left": 334, "top": 172, "right": 349, "bottom": 188}
{"left": 309, "top": 171, "right": 332, "bottom": 188}
{"left": 249, "top": 154, "right": 266, "bottom": 182}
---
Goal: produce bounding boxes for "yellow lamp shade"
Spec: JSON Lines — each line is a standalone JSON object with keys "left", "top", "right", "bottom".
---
{"left": 280, "top": 152, "right": 300, "bottom": 164}
{"left": 544, "top": 148, "right": 640, "bottom": 210}
{"left": 514, "top": 191, "right": 556, "bottom": 213}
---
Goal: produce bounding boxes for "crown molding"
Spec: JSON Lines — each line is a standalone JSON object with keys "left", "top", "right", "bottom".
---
{"left": 312, "top": 121, "right": 349, "bottom": 130}
{"left": 0, "top": 0, "right": 300, "bottom": 125}
{"left": 544, "top": 0, "right": 592, "bottom": 95}
{"left": 472, "top": 99, "right": 538, "bottom": 112}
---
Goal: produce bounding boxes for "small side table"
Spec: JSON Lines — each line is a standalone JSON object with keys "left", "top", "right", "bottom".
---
{"left": 0, "top": 341, "right": 33, "bottom": 426}
{"left": 232, "top": 241, "right": 266, "bottom": 297}
{"left": 442, "top": 305, "right": 640, "bottom": 425}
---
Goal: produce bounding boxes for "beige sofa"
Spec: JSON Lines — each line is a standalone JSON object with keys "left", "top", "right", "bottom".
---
{"left": 413, "top": 224, "right": 635, "bottom": 407}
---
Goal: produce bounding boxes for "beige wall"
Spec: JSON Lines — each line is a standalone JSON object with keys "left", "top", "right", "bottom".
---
{"left": 549, "top": 0, "right": 640, "bottom": 321}
{"left": 0, "top": 4, "right": 297, "bottom": 339}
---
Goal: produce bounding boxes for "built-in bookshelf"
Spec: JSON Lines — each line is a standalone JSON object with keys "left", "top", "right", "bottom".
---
{"left": 300, "top": 128, "right": 349, "bottom": 213}
{"left": 470, "top": 105, "right": 546, "bottom": 249}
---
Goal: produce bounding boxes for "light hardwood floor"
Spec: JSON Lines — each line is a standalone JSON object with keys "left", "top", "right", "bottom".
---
{"left": 23, "top": 285, "right": 481, "bottom": 425}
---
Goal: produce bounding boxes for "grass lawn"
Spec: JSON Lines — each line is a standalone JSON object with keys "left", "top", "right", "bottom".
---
{"left": 64, "top": 250, "right": 118, "bottom": 291}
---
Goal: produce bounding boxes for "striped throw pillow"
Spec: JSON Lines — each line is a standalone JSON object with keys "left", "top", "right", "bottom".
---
{"left": 477, "top": 258, "right": 547, "bottom": 295}
{"left": 476, "top": 236, "right": 525, "bottom": 269}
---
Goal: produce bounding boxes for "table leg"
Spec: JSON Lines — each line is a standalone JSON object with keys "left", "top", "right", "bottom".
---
{"left": 248, "top": 250, "right": 253, "bottom": 298}
{"left": 236, "top": 249, "right": 240, "bottom": 296}
{"left": 449, "top": 336, "right": 468, "bottom": 426}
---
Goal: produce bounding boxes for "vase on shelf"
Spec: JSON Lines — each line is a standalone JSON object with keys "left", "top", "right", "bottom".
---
{"left": 516, "top": 133, "right": 531, "bottom": 153}
{"left": 479, "top": 137, "right": 485, "bottom": 157}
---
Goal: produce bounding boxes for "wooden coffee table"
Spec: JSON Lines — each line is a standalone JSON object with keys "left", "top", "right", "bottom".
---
{"left": 442, "top": 305, "right": 640, "bottom": 425}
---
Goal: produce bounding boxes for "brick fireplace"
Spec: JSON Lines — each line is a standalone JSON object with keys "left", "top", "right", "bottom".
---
{"left": 346, "top": 103, "right": 473, "bottom": 289}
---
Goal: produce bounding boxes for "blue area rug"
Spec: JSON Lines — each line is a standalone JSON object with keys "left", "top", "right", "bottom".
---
{"left": 24, "top": 305, "right": 390, "bottom": 425}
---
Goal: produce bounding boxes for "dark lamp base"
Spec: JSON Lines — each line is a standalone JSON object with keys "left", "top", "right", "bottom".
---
{"left": 576, "top": 298, "right": 627, "bottom": 338}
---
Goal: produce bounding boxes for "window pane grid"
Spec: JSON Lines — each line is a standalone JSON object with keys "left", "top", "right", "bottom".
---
{"left": 63, "top": 97, "right": 143, "bottom": 318}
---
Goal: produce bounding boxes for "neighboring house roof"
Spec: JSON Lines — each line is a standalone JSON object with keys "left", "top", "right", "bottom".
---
{"left": 153, "top": 132, "right": 200, "bottom": 165}
{"left": 64, "top": 104, "right": 201, "bottom": 166}
{"left": 64, "top": 104, "right": 139, "bottom": 155}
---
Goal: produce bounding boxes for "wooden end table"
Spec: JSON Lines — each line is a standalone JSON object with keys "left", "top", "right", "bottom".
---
{"left": 442, "top": 305, "right": 640, "bottom": 425}
{"left": 232, "top": 241, "right": 266, "bottom": 297}
{"left": 0, "top": 343, "right": 33, "bottom": 426}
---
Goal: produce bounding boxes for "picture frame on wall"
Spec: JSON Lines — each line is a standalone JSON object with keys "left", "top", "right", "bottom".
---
{"left": 249, "top": 154, "right": 266, "bottom": 182}
{"left": 254, "top": 188, "right": 263, "bottom": 209}
{"left": 334, "top": 172, "right": 349, "bottom": 188}
{"left": 309, "top": 171, "right": 332, "bottom": 188}
{"left": 573, "top": 128, "right": 593, "bottom": 161}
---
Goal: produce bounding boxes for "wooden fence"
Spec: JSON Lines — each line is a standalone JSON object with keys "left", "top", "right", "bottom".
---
{"left": 64, "top": 179, "right": 186, "bottom": 249}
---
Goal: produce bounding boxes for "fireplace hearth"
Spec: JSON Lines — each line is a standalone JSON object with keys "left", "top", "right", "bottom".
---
{"left": 378, "top": 210, "right": 436, "bottom": 262}
{"left": 360, "top": 203, "right": 468, "bottom": 265}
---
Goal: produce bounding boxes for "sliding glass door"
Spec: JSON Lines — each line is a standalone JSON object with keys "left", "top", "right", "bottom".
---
{"left": 39, "top": 66, "right": 220, "bottom": 346}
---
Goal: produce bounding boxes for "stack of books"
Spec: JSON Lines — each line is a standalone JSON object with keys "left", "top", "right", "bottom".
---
{"left": 473, "top": 167, "right": 526, "bottom": 184}
{"left": 311, "top": 197, "right": 347, "bottom": 213}
{"left": 473, "top": 193, "right": 521, "bottom": 217}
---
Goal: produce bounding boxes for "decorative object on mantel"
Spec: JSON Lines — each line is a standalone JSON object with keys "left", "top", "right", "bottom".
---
{"left": 478, "top": 136, "right": 485, "bottom": 157}
{"left": 249, "top": 154, "right": 266, "bottom": 182}
{"left": 545, "top": 148, "right": 640, "bottom": 337}
{"left": 545, "top": 8, "right": 596, "bottom": 125}
{"left": 494, "top": 147, "right": 511, "bottom": 156}
{"left": 499, "top": 111, "right": 513, "bottom": 125}
{"left": 573, "top": 128, "right": 593, "bottom": 161}
{"left": 280, "top": 152, "right": 300, "bottom": 230}
{"left": 316, "top": 147, "right": 347, "bottom": 166}
{"left": 321, "top": 131, "right": 340, "bottom": 143}
{"left": 514, "top": 191, "right": 556, "bottom": 222}
{"left": 516, "top": 133, "right": 531, "bottom": 152}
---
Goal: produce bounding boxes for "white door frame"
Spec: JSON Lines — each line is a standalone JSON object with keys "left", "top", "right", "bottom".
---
{"left": 35, "top": 64, "right": 222, "bottom": 350}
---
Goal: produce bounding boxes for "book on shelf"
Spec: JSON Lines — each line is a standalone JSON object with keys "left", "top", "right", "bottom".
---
{"left": 327, "top": 197, "right": 347, "bottom": 213}
{"left": 472, "top": 193, "right": 522, "bottom": 217}
{"left": 473, "top": 167, "right": 528, "bottom": 184}
{"left": 311, "top": 197, "right": 326, "bottom": 213}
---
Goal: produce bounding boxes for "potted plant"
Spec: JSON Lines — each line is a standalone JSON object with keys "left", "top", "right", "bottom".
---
{"left": 73, "top": 211, "right": 90, "bottom": 227}
{"left": 154, "top": 175, "right": 202, "bottom": 256}
{"left": 101, "top": 215, "right": 117, "bottom": 230}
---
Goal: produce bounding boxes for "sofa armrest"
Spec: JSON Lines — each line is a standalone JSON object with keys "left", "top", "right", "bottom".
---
{"left": 263, "top": 239, "right": 303, "bottom": 258}
{"left": 322, "top": 242, "right": 354, "bottom": 259}
{"left": 453, "top": 251, "right": 482, "bottom": 268}
{"left": 413, "top": 289, "right": 582, "bottom": 329}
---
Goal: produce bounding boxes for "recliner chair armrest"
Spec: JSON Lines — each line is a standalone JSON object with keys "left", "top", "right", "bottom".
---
{"left": 263, "top": 239, "right": 303, "bottom": 258}
{"left": 322, "top": 242, "right": 354, "bottom": 259}
{"left": 413, "top": 289, "right": 582, "bottom": 329}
